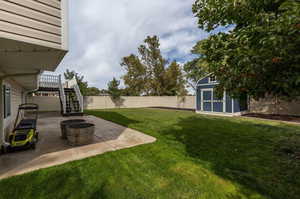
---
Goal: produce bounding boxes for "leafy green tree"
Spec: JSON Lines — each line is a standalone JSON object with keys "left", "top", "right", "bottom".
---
{"left": 192, "top": 0, "right": 300, "bottom": 100}
{"left": 107, "top": 77, "right": 122, "bottom": 100}
{"left": 121, "top": 54, "right": 147, "bottom": 96}
{"left": 183, "top": 48, "right": 209, "bottom": 91}
{"left": 165, "top": 61, "right": 187, "bottom": 96}
{"left": 139, "top": 36, "right": 168, "bottom": 96}
{"left": 64, "top": 69, "right": 89, "bottom": 96}
{"left": 86, "top": 87, "right": 101, "bottom": 96}
{"left": 120, "top": 87, "right": 132, "bottom": 96}
{"left": 99, "top": 89, "right": 109, "bottom": 96}
{"left": 121, "top": 36, "right": 187, "bottom": 96}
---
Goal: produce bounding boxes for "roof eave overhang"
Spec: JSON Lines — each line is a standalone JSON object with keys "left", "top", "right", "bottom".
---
{"left": 0, "top": 37, "right": 67, "bottom": 90}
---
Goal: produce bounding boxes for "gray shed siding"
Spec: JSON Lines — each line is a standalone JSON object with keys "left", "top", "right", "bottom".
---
{"left": 225, "top": 94, "right": 232, "bottom": 113}
{"left": 198, "top": 77, "right": 210, "bottom": 84}
{"left": 196, "top": 87, "right": 201, "bottom": 110}
{"left": 233, "top": 99, "right": 241, "bottom": 113}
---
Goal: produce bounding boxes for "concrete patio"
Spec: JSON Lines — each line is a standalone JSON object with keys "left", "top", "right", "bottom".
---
{"left": 0, "top": 112, "right": 156, "bottom": 180}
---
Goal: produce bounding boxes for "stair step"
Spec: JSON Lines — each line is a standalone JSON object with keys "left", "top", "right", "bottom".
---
{"left": 64, "top": 88, "right": 75, "bottom": 91}
{"left": 63, "top": 112, "right": 84, "bottom": 117}
{"left": 59, "top": 87, "right": 82, "bottom": 117}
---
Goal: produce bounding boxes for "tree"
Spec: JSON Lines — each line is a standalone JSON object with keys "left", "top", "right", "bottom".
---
{"left": 107, "top": 77, "right": 122, "bottom": 100}
{"left": 120, "top": 87, "right": 132, "bottom": 96}
{"left": 165, "top": 61, "right": 187, "bottom": 96}
{"left": 121, "top": 36, "right": 187, "bottom": 96}
{"left": 99, "top": 89, "right": 109, "bottom": 96}
{"left": 86, "top": 87, "right": 101, "bottom": 96}
{"left": 64, "top": 69, "right": 89, "bottom": 96}
{"left": 183, "top": 51, "right": 209, "bottom": 91}
{"left": 139, "top": 36, "right": 168, "bottom": 96}
{"left": 64, "top": 69, "right": 104, "bottom": 96}
{"left": 121, "top": 54, "right": 147, "bottom": 96}
{"left": 192, "top": 0, "right": 300, "bottom": 100}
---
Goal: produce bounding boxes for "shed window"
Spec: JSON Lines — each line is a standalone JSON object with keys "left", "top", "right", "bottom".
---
{"left": 209, "top": 76, "right": 217, "bottom": 83}
{"left": 3, "top": 85, "right": 11, "bottom": 118}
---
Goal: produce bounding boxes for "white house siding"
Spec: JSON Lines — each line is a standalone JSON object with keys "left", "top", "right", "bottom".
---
{"left": 0, "top": 0, "right": 67, "bottom": 50}
{"left": 3, "top": 78, "right": 24, "bottom": 140}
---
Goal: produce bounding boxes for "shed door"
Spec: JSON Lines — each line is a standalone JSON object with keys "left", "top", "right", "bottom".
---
{"left": 213, "top": 90, "right": 224, "bottom": 112}
{"left": 201, "top": 89, "right": 225, "bottom": 113}
{"left": 201, "top": 89, "right": 213, "bottom": 111}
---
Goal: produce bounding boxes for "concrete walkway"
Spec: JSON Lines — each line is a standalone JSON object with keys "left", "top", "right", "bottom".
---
{"left": 0, "top": 112, "right": 156, "bottom": 180}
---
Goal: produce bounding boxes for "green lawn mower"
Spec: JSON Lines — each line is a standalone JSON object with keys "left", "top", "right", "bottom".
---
{"left": 7, "top": 103, "right": 39, "bottom": 151}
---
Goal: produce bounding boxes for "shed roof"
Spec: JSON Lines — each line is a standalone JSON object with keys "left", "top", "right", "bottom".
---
{"left": 196, "top": 73, "right": 220, "bottom": 86}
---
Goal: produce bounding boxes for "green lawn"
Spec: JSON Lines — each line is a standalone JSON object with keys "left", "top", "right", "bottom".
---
{"left": 1, "top": 108, "right": 300, "bottom": 199}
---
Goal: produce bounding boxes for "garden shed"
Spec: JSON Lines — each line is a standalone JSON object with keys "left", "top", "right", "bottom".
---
{"left": 196, "top": 75, "right": 248, "bottom": 115}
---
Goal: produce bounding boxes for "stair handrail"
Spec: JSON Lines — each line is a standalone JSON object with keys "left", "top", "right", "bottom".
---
{"left": 68, "top": 77, "right": 84, "bottom": 112}
{"left": 58, "top": 75, "right": 66, "bottom": 114}
{"left": 66, "top": 77, "right": 77, "bottom": 88}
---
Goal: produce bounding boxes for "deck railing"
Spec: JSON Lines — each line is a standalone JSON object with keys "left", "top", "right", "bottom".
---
{"left": 38, "top": 74, "right": 83, "bottom": 114}
{"left": 39, "top": 74, "right": 60, "bottom": 88}
{"left": 58, "top": 75, "right": 66, "bottom": 114}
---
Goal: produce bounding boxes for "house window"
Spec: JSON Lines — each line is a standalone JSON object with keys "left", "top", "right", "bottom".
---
{"left": 3, "top": 85, "right": 11, "bottom": 118}
{"left": 209, "top": 76, "right": 217, "bottom": 83}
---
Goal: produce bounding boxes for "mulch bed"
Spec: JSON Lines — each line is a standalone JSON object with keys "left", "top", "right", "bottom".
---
{"left": 244, "top": 113, "right": 300, "bottom": 124}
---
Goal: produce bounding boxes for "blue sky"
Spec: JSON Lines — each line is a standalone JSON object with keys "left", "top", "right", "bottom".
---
{"left": 57, "top": 0, "right": 210, "bottom": 89}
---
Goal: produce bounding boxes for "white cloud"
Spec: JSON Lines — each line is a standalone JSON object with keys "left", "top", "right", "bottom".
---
{"left": 57, "top": 0, "right": 208, "bottom": 88}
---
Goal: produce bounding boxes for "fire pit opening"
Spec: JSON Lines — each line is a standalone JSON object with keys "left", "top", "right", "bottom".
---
{"left": 69, "top": 123, "right": 95, "bottom": 129}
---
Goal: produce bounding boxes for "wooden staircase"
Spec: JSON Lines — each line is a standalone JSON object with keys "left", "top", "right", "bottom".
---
{"left": 38, "top": 75, "right": 84, "bottom": 116}
{"left": 64, "top": 88, "right": 82, "bottom": 116}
